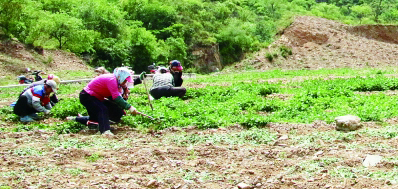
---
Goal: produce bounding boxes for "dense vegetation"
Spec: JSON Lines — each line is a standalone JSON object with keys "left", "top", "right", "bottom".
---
{"left": 1, "top": 0, "right": 397, "bottom": 72}
{"left": 2, "top": 68, "right": 398, "bottom": 133}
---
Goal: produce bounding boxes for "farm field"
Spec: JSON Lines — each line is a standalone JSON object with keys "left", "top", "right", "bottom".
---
{"left": 2, "top": 68, "right": 398, "bottom": 188}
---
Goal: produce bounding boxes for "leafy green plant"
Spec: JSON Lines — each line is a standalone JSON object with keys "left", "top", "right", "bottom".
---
{"left": 86, "top": 153, "right": 102, "bottom": 162}
{"left": 166, "top": 127, "right": 276, "bottom": 146}
{"left": 66, "top": 168, "right": 85, "bottom": 176}
{"left": 55, "top": 122, "right": 86, "bottom": 134}
{"left": 44, "top": 55, "right": 53, "bottom": 64}
{"left": 51, "top": 98, "right": 86, "bottom": 119}
{"left": 259, "top": 86, "right": 279, "bottom": 96}
{"left": 13, "top": 147, "right": 43, "bottom": 156}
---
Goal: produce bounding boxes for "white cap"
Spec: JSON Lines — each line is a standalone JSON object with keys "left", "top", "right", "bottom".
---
{"left": 45, "top": 80, "right": 58, "bottom": 94}
{"left": 158, "top": 66, "right": 168, "bottom": 73}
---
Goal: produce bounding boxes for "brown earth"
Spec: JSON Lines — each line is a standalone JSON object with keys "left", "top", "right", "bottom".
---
{"left": 235, "top": 16, "right": 398, "bottom": 70}
{"left": 0, "top": 38, "right": 93, "bottom": 82}
{"left": 0, "top": 121, "right": 397, "bottom": 189}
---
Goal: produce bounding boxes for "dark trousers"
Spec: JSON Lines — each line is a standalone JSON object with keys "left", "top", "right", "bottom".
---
{"left": 14, "top": 96, "right": 37, "bottom": 117}
{"left": 78, "top": 90, "right": 125, "bottom": 133}
{"left": 76, "top": 99, "right": 126, "bottom": 125}
{"left": 150, "top": 86, "right": 186, "bottom": 100}
{"left": 79, "top": 90, "right": 110, "bottom": 133}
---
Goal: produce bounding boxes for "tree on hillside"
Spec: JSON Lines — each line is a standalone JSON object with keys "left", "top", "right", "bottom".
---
{"left": 126, "top": 2, "right": 177, "bottom": 30}
{"left": 380, "top": 9, "right": 398, "bottom": 23}
{"left": 291, "top": 0, "right": 316, "bottom": 11}
{"left": 363, "top": 0, "right": 398, "bottom": 22}
{"left": 72, "top": 0, "right": 125, "bottom": 38}
{"left": 311, "top": 3, "right": 343, "bottom": 20}
{"left": 27, "top": 12, "right": 98, "bottom": 53}
{"left": 216, "top": 19, "right": 258, "bottom": 64}
{"left": 351, "top": 4, "right": 373, "bottom": 23}
{"left": 0, "top": 0, "right": 24, "bottom": 36}
{"left": 40, "top": 0, "right": 77, "bottom": 14}
{"left": 128, "top": 27, "right": 160, "bottom": 71}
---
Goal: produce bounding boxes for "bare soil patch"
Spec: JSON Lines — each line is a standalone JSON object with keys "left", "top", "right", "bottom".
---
{"left": 0, "top": 38, "right": 92, "bottom": 81}
{"left": 238, "top": 16, "right": 398, "bottom": 71}
{"left": 1, "top": 121, "right": 398, "bottom": 188}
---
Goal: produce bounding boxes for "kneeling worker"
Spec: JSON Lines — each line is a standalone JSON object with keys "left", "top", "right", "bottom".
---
{"left": 19, "top": 74, "right": 61, "bottom": 106}
{"left": 150, "top": 67, "right": 186, "bottom": 99}
{"left": 66, "top": 67, "right": 139, "bottom": 135}
{"left": 13, "top": 80, "right": 58, "bottom": 122}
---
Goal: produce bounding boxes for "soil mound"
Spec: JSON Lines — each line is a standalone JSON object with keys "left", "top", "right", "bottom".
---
{"left": 240, "top": 16, "right": 398, "bottom": 70}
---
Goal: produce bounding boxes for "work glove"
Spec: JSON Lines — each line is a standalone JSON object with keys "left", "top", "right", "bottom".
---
{"left": 44, "top": 109, "right": 51, "bottom": 115}
{"left": 129, "top": 106, "right": 138, "bottom": 116}
{"left": 139, "top": 71, "right": 146, "bottom": 80}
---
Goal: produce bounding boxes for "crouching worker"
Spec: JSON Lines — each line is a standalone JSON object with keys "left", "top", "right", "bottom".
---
{"left": 13, "top": 80, "right": 57, "bottom": 122}
{"left": 168, "top": 60, "right": 184, "bottom": 87}
{"left": 18, "top": 74, "right": 61, "bottom": 106}
{"left": 150, "top": 67, "right": 186, "bottom": 100}
{"left": 67, "top": 67, "right": 139, "bottom": 135}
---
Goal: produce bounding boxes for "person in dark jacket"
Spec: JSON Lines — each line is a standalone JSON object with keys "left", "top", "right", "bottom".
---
{"left": 168, "top": 60, "right": 183, "bottom": 87}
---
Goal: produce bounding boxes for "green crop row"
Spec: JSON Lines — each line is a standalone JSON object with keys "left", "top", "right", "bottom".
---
{"left": 3, "top": 69, "right": 398, "bottom": 132}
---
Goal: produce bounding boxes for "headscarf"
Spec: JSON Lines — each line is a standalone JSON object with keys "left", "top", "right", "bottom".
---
{"left": 113, "top": 67, "right": 132, "bottom": 85}
{"left": 158, "top": 66, "right": 168, "bottom": 74}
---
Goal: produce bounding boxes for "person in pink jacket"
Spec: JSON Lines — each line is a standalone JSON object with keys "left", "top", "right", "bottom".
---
{"left": 67, "top": 67, "right": 138, "bottom": 135}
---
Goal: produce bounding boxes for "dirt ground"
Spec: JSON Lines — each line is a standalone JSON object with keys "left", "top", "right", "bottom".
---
{"left": 235, "top": 16, "right": 398, "bottom": 71}
{"left": 1, "top": 120, "right": 397, "bottom": 188}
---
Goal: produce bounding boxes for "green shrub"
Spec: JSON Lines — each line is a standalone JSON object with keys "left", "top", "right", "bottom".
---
{"left": 266, "top": 52, "right": 274, "bottom": 62}
{"left": 279, "top": 45, "right": 292, "bottom": 58}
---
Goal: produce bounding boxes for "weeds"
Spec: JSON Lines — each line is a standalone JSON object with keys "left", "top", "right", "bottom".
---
{"left": 3, "top": 68, "right": 398, "bottom": 131}
{"left": 13, "top": 147, "right": 44, "bottom": 156}
{"left": 165, "top": 127, "right": 277, "bottom": 146}
{"left": 279, "top": 45, "right": 292, "bottom": 58}
{"left": 86, "top": 153, "right": 102, "bottom": 162}
{"left": 266, "top": 52, "right": 274, "bottom": 62}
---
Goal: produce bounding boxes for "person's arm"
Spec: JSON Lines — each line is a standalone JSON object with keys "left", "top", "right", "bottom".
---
{"left": 108, "top": 80, "right": 132, "bottom": 110}
{"left": 45, "top": 102, "right": 52, "bottom": 110}
{"left": 171, "top": 74, "right": 175, "bottom": 86}
{"left": 32, "top": 96, "right": 47, "bottom": 112}
{"left": 114, "top": 96, "right": 131, "bottom": 110}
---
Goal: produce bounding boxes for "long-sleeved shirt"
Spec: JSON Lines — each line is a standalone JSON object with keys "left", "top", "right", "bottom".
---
{"left": 21, "top": 85, "right": 52, "bottom": 112}
{"left": 19, "top": 80, "right": 47, "bottom": 97}
{"left": 83, "top": 74, "right": 132, "bottom": 110}
{"left": 84, "top": 74, "right": 121, "bottom": 101}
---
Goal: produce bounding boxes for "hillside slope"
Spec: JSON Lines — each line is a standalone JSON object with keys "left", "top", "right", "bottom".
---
{"left": 239, "top": 16, "right": 398, "bottom": 70}
{"left": 0, "top": 38, "right": 93, "bottom": 85}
